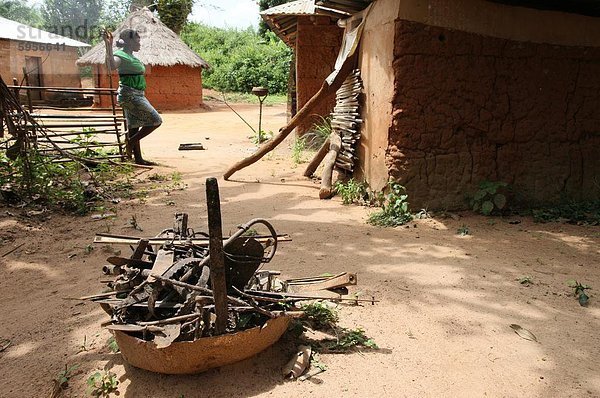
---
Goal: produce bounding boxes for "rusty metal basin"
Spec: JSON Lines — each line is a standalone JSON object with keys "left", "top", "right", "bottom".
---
{"left": 113, "top": 316, "right": 291, "bottom": 374}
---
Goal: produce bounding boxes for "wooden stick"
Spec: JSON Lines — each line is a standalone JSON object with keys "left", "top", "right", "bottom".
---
{"left": 1, "top": 242, "right": 25, "bottom": 257}
{"left": 223, "top": 54, "right": 357, "bottom": 180}
{"left": 303, "top": 138, "right": 330, "bottom": 177}
{"left": 319, "top": 132, "right": 342, "bottom": 199}
{"left": 206, "top": 178, "right": 228, "bottom": 335}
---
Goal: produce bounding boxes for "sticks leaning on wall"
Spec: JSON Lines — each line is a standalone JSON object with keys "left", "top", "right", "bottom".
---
{"left": 309, "top": 70, "right": 363, "bottom": 198}
{"left": 223, "top": 54, "right": 358, "bottom": 181}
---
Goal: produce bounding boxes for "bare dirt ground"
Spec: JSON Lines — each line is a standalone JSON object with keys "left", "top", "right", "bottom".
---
{"left": 0, "top": 100, "right": 599, "bottom": 398}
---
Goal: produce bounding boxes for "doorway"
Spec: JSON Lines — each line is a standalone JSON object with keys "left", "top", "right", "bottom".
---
{"left": 24, "top": 56, "right": 43, "bottom": 100}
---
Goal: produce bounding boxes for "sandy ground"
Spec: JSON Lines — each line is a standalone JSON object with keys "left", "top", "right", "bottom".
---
{"left": 0, "top": 100, "right": 599, "bottom": 398}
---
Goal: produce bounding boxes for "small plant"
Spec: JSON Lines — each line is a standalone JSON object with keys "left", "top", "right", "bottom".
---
{"left": 303, "top": 116, "right": 332, "bottom": 149}
{"left": 532, "top": 200, "right": 600, "bottom": 225}
{"left": 469, "top": 180, "right": 508, "bottom": 215}
{"left": 128, "top": 215, "right": 143, "bottom": 231}
{"left": 77, "top": 335, "right": 88, "bottom": 353}
{"left": 517, "top": 276, "right": 533, "bottom": 286}
{"left": 107, "top": 336, "right": 119, "bottom": 353}
{"left": 242, "top": 228, "right": 258, "bottom": 237}
{"left": 86, "top": 370, "right": 119, "bottom": 397}
{"left": 148, "top": 173, "right": 168, "bottom": 182}
{"left": 251, "top": 129, "right": 273, "bottom": 145}
{"left": 334, "top": 178, "right": 368, "bottom": 205}
{"left": 301, "top": 301, "right": 339, "bottom": 330}
{"left": 51, "top": 364, "right": 80, "bottom": 398}
{"left": 171, "top": 171, "right": 182, "bottom": 182}
{"left": 367, "top": 181, "right": 413, "bottom": 227}
{"left": 567, "top": 280, "right": 591, "bottom": 306}
{"left": 457, "top": 225, "right": 470, "bottom": 236}
{"left": 326, "top": 328, "right": 379, "bottom": 352}
{"left": 291, "top": 137, "right": 307, "bottom": 165}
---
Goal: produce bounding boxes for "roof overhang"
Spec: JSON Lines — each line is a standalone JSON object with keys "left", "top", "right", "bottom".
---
{"left": 261, "top": 0, "right": 372, "bottom": 47}
{"left": 0, "top": 16, "right": 90, "bottom": 47}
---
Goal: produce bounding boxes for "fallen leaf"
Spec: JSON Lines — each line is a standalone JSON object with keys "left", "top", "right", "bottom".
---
{"left": 510, "top": 324, "right": 538, "bottom": 342}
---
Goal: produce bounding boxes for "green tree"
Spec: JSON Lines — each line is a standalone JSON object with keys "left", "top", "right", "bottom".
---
{"left": 258, "top": 0, "right": 294, "bottom": 36}
{"left": 157, "top": 0, "right": 194, "bottom": 34}
{"left": 0, "top": 0, "right": 43, "bottom": 26}
{"left": 42, "top": 0, "right": 103, "bottom": 43}
{"left": 182, "top": 23, "right": 291, "bottom": 94}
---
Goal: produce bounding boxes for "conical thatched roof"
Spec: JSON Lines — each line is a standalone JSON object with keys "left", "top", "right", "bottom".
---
{"left": 77, "top": 8, "right": 208, "bottom": 68}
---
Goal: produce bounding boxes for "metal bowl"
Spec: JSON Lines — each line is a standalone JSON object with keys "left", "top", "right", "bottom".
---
{"left": 113, "top": 316, "right": 290, "bottom": 374}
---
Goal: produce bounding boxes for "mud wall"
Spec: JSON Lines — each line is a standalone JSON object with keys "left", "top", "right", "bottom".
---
{"left": 388, "top": 19, "right": 600, "bottom": 208}
{"left": 295, "top": 16, "right": 342, "bottom": 135}
{"left": 0, "top": 39, "right": 82, "bottom": 98}
{"left": 97, "top": 64, "right": 203, "bottom": 111}
{"left": 356, "top": 0, "right": 399, "bottom": 192}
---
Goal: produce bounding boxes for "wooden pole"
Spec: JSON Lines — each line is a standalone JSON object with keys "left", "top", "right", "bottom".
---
{"left": 206, "top": 177, "right": 228, "bottom": 334}
{"left": 319, "top": 132, "right": 342, "bottom": 199}
{"left": 303, "top": 137, "right": 330, "bottom": 177}
{"left": 223, "top": 54, "right": 357, "bottom": 180}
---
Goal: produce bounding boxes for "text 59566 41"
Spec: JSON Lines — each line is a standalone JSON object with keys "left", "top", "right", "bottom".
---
{"left": 17, "top": 42, "right": 67, "bottom": 52}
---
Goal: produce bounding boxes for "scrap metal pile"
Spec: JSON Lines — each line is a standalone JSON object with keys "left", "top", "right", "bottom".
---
{"left": 83, "top": 179, "right": 360, "bottom": 354}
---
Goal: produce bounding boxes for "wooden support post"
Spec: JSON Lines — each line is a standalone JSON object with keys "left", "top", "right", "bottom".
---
{"left": 206, "top": 177, "right": 228, "bottom": 335}
{"left": 303, "top": 138, "right": 330, "bottom": 177}
{"left": 319, "top": 132, "right": 342, "bottom": 199}
{"left": 223, "top": 54, "right": 357, "bottom": 180}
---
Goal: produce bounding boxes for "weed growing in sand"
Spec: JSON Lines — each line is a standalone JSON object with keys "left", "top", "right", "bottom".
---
{"left": 0, "top": 150, "right": 134, "bottom": 214}
{"left": 107, "top": 337, "right": 119, "bottom": 353}
{"left": 301, "top": 301, "right": 339, "bottom": 330}
{"left": 291, "top": 137, "right": 307, "bottom": 165}
{"left": 567, "top": 280, "right": 591, "bottom": 306}
{"left": 304, "top": 116, "right": 332, "bottom": 149}
{"left": 367, "top": 181, "right": 413, "bottom": 227}
{"left": 250, "top": 130, "right": 273, "bottom": 145}
{"left": 334, "top": 178, "right": 368, "bottom": 205}
{"left": 517, "top": 276, "right": 534, "bottom": 286}
{"left": 86, "top": 370, "right": 118, "bottom": 397}
{"left": 468, "top": 180, "right": 509, "bottom": 215}
{"left": 295, "top": 302, "right": 378, "bottom": 353}
{"left": 457, "top": 225, "right": 470, "bottom": 236}
{"left": 331, "top": 328, "right": 379, "bottom": 351}
{"left": 50, "top": 364, "right": 79, "bottom": 398}
{"left": 128, "top": 215, "right": 143, "bottom": 231}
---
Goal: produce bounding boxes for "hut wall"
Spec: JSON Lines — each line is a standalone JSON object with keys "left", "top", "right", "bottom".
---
{"left": 97, "top": 64, "right": 203, "bottom": 111}
{"left": 295, "top": 15, "right": 343, "bottom": 135}
{"left": 0, "top": 39, "right": 82, "bottom": 99}
{"left": 387, "top": 18, "right": 600, "bottom": 209}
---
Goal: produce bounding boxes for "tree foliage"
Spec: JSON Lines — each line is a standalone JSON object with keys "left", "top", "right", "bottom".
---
{"left": 0, "top": 0, "right": 43, "bottom": 26}
{"left": 157, "top": 0, "right": 194, "bottom": 35}
{"left": 41, "top": 0, "right": 103, "bottom": 43}
{"left": 182, "top": 23, "right": 292, "bottom": 94}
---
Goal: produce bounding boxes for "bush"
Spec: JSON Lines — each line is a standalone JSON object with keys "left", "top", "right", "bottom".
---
{"left": 181, "top": 24, "right": 292, "bottom": 94}
{"left": 367, "top": 181, "right": 413, "bottom": 227}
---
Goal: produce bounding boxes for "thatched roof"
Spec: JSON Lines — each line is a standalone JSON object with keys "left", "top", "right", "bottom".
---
{"left": 77, "top": 8, "right": 208, "bottom": 68}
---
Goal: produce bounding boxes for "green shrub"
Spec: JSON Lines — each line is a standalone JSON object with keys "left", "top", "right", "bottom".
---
{"left": 469, "top": 181, "right": 508, "bottom": 215}
{"left": 367, "top": 181, "right": 413, "bottom": 227}
{"left": 334, "top": 178, "right": 367, "bottom": 205}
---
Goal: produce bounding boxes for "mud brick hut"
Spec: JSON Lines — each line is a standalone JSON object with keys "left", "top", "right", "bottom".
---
{"left": 263, "top": 0, "right": 600, "bottom": 208}
{"left": 0, "top": 16, "right": 89, "bottom": 101}
{"left": 77, "top": 8, "right": 209, "bottom": 111}
{"left": 261, "top": 0, "right": 344, "bottom": 135}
